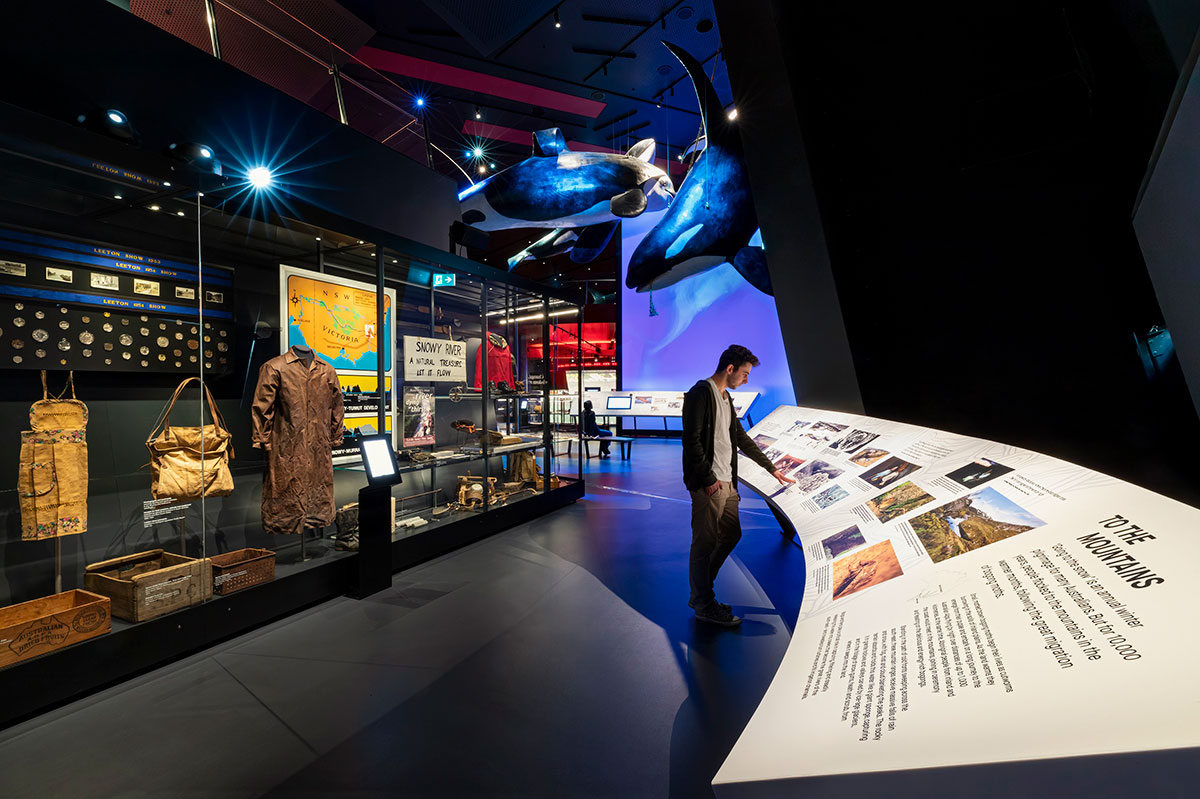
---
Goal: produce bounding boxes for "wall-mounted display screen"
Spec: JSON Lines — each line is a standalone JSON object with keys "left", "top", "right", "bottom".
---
{"left": 605, "top": 395, "right": 633, "bottom": 411}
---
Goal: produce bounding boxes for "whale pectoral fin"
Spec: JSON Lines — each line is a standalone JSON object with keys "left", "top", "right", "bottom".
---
{"left": 569, "top": 221, "right": 619, "bottom": 263}
{"left": 733, "top": 246, "right": 774, "bottom": 295}
{"left": 611, "top": 187, "right": 648, "bottom": 218}
{"left": 625, "top": 138, "right": 656, "bottom": 163}
{"left": 532, "top": 128, "right": 567, "bottom": 157}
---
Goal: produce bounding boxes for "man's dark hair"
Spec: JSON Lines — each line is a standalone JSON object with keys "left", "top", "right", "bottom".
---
{"left": 583, "top": 400, "right": 593, "bottom": 411}
{"left": 717, "top": 344, "right": 760, "bottom": 373}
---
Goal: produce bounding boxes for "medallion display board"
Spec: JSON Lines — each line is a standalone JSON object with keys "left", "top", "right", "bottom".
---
{"left": 0, "top": 227, "right": 234, "bottom": 373}
{"left": 279, "top": 264, "right": 395, "bottom": 462}
{"left": 715, "top": 405, "right": 1200, "bottom": 793}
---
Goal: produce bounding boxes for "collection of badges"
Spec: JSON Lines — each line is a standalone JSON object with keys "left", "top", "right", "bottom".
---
{"left": 3, "top": 300, "right": 233, "bottom": 373}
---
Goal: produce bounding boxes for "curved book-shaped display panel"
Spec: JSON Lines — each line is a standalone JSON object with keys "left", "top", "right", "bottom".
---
{"left": 719, "top": 405, "right": 1200, "bottom": 795}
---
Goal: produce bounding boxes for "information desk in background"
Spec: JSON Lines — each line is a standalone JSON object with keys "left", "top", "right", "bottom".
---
{"left": 717, "top": 405, "right": 1200, "bottom": 795}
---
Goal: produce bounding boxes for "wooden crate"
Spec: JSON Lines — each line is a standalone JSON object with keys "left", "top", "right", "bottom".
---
{"left": 84, "top": 549, "right": 212, "bottom": 622}
{"left": 0, "top": 590, "right": 111, "bottom": 669}
{"left": 209, "top": 548, "right": 276, "bottom": 596}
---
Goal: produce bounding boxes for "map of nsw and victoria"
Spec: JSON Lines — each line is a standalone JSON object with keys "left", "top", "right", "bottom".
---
{"left": 287, "top": 276, "right": 392, "bottom": 371}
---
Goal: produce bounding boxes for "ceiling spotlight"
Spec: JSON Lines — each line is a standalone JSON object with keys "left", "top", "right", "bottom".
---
{"left": 489, "top": 162, "right": 496, "bottom": 169}
{"left": 414, "top": 96, "right": 426, "bottom": 110}
{"left": 315, "top": 236, "right": 321, "bottom": 241}
{"left": 248, "top": 166, "right": 273, "bottom": 190}
{"left": 176, "top": 211, "right": 185, "bottom": 217}
{"left": 163, "top": 181, "right": 172, "bottom": 187}
{"left": 76, "top": 107, "right": 138, "bottom": 144}
{"left": 165, "top": 142, "right": 222, "bottom": 175}
{"left": 472, "top": 146, "right": 484, "bottom": 158}
{"left": 148, "top": 204, "right": 161, "bottom": 211}
{"left": 726, "top": 107, "right": 738, "bottom": 121}
{"left": 113, "top": 194, "right": 122, "bottom": 200}
{"left": 554, "top": 9, "right": 561, "bottom": 28}
{"left": 478, "top": 165, "right": 487, "bottom": 174}
{"left": 475, "top": 106, "right": 482, "bottom": 119}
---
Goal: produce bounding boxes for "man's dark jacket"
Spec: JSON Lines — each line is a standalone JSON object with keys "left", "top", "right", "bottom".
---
{"left": 682, "top": 379, "right": 776, "bottom": 492}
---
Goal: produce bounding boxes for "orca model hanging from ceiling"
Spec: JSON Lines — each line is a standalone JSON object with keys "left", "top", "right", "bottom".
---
{"left": 625, "top": 41, "right": 772, "bottom": 295}
{"left": 458, "top": 128, "right": 675, "bottom": 267}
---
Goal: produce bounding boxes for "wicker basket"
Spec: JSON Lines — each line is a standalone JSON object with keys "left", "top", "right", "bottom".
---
{"left": 209, "top": 548, "right": 276, "bottom": 596}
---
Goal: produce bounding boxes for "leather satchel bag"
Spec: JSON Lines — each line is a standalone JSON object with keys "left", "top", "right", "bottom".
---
{"left": 18, "top": 371, "right": 89, "bottom": 540}
{"left": 146, "top": 377, "right": 235, "bottom": 500}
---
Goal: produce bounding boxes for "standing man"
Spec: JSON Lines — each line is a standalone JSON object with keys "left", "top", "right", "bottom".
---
{"left": 683, "top": 345, "right": 794, "bottom": 626}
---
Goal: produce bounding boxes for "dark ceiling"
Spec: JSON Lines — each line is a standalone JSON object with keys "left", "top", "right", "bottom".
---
{"left": 338, "top": 0, "right": 730, "bottom": 178}
{"left": 131, "top": 0, "right": 732, "bottom": 291}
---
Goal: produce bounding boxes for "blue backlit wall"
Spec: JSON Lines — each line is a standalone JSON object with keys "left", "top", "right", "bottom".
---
{"left": 619, "top": 212, "right": 794, "bottom": 428}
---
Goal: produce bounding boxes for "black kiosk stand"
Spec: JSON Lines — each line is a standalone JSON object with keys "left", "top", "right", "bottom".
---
{"left": 351, "top": 434, "right": 402, "bottom": 599}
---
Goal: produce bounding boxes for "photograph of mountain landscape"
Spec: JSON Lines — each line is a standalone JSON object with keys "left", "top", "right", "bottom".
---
{"left": 753, "top": 434, "right": 778, "bottom": 450}
{"left": 802, "top": 421, "right": 849, "bottom": 446}
{"left": 821, "top": 524, "right": 866, "bottom": 558}
{"left": 793, "top": 460, "right": 844, "bottom": 493}
{"left": 832, "top": 540, "right": 904, "bottom": 600}
{"left": 909, "top": 486, "right": 1046, "bottom": 563}
{"left": 829, "top": 429, "right": 880, "bottom": 454}
{"left": 849, "top": 447, "right": 890, "bottom": 467}
{"left": 945, "top": 458, "right": 1014, "bottom": 488}
{"left": 865, "top": 481, "right": 936, "bottom": 523}
{"left": 860, "top": 456, "right": 921, "bottom": 489}
{"left": 813, "top": 484, "right": 850, "bottom": 509}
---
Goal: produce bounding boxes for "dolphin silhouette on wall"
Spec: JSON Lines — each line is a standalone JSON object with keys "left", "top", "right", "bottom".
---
{"left": 459, "top": 129, "right": 674, "bottom": 266}
{"left": 625, "top": 42, "right": 772, "bottom": 295}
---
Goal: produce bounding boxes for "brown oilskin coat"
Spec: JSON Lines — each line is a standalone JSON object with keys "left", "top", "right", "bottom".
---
{"left": 251, "top": 347, "right": 345, "bottom": 535}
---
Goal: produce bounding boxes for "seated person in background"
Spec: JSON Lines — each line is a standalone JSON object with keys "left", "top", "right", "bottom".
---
{"left": 582, "top": 400, "right": 613, "bottom": 458}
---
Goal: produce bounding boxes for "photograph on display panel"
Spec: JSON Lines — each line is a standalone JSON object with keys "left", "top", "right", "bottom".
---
{"left": 831, "top": 539, "right": 904, "bottom": 600}
{"left": 864, "top": 481, "right": 936, "bottom": 523}
{"left": 859, "top": 455, "right": 920, "bottom": 489}
{"left": 828, "top": 428, "right": 880, "bottom": 454}
{"left": 944, "top": 457, "right": 1014, "bottom": 488}
{"left": 910, "top": 486, "right": 1046, "bottom": 563}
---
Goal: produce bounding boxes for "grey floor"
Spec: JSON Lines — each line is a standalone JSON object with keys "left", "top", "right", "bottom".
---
{"left": 0, "top": 439, "right": 806, "bottom": 798}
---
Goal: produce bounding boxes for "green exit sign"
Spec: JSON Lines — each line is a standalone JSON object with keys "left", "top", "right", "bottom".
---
{"left": 433, "top": 273, "right": 456, "bottom": 287}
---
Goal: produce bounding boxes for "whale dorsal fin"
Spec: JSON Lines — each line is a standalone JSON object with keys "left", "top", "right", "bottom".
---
{"left": 662, "top": 41, "right": 737, "bottom": 152}
{"left": 532, "top": 128, "right": 568, "bottom": 157}
{"left": 625, "top": 138, "right": 656, "bottom": 163}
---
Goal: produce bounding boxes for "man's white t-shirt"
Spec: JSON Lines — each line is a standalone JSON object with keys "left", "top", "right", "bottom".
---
{"left": 707, "top": 378, "right": 733, "bottom": 483}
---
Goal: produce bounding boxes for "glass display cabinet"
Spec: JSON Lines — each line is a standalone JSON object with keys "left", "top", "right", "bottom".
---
{"left": 0, "top": 95, "right": 584, "bottom": 725}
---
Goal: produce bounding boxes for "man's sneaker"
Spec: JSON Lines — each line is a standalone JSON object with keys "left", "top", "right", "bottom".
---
{"left": 688, "top": 598, "right": 732, "bottom": 614}
{"left": 694, "top": 603, "right": 741, "bottom": 627}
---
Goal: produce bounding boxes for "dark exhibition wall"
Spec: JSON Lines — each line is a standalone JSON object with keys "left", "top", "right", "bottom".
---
{"left": 1135, "top": 31, "right": 1200, "bottom": 428}
{"left": 0, "top": 2, "right": 460, "bottom": 252}
{"left": 717, "top": 1, "right": 1200, "bottom": 506}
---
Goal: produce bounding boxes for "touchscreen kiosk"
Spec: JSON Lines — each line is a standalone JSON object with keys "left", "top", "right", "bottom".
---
{"left": 606, "top": 395, "right": 633, "bottom": 411}
{"left": 359, "top": 434, "right": 403, "bottom": 485}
